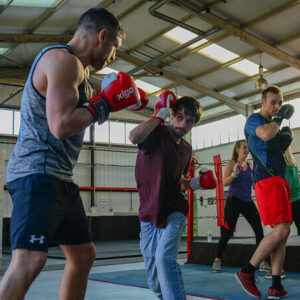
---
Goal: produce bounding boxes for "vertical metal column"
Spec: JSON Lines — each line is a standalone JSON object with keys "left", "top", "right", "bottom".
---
{"left": 88, "top": 124, "right": 95, "bottom": 236}
{"left": 187, "top": 158, "right": 197, "bottom": 260}
{"left": 90, "top": 124, "right": 95, "bottom": 207}
{"left": 213, "top": 154, "right": 224, "bottom": 227}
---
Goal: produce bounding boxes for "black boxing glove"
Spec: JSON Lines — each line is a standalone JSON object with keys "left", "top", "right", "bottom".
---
{"left": 278, "top": 126, "right": 293, "bottom": 153}
{"left": 272, "top": 104, "right": 294, "bottom": 126}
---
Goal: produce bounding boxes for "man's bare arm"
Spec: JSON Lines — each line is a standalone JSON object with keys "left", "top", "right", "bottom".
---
{"left": 255, "top": 122, "right": 279, "bottom": 142}
{"left": 44, "top": 50, "right": 94, "bottom": 140}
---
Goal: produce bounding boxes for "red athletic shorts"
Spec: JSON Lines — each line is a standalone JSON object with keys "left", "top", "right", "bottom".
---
{"left": 254, "top": 176, "right": 292, "bottom": 227}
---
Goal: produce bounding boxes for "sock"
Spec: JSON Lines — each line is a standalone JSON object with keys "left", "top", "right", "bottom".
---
{"left": 241, "top": 263, "right": 257, "bottom": 274}
{"left": 272, "top": 275, "right": 282, "bottom": 290}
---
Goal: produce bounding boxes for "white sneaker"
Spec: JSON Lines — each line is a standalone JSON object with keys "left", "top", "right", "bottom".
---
{"left": 264, "top": 270, "right": 287, "bottom": 279}
{"left": 259, "top": 261, "right": 271, "bottom": 272}
{"left": 212, "top": 261, "right": 221, "bottom": 272}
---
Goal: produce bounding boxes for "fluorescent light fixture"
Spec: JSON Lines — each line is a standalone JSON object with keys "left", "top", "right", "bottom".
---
{"left": 10, "top": 0, "right": 59, "bottom": 7}
{"left": 96, "top": 67, "right": 117, "bottom": 75}
{"left": 164, "top": 27, "right": 207, "bottom": 49}
{"left": 199, "top": 44, "right": 239, "bottom": 63}
{"left": 0, "top": 48, "right": 8, "bottom": 55}
{"left": 135, "top": 79, "right": 160, "bottom": 94}
{"left": 231, "top": 59, "right": 267, "bottom": 76}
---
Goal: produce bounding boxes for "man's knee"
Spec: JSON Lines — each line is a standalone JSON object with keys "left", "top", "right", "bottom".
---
{"left": 66, "top": 244, "right": 96, "bottom": 272}
{"left": 87, "top": 245, "right": 97, "bottom": 266}
{"left": 155, "top": 251, "right": 175, "bottom": 267}
{"left": 14, "top": 250, "right": 47, "bottom": 281}
{"left": 78, "top": 245, "right": 96, "bottom": 270}
{"left": 281, "top": 225, "right": 291, "bottom": 240}
{"left": 273, "top": 223, "right": 290, "bottom": 241}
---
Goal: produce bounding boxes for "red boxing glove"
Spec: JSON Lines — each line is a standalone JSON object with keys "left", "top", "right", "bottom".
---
{"left": 154, "top": 90, "right": 177, "bottom": 112}
{"left": 83, "top": 72, "right": 140, "bottom": 124}
{"left": 128, "top": 88, "right": 149, "bottom": 111}
{"left": 200, "top": 169, "right": 217, "bottom": 189}
{"left": 101, "top": 72, "right": 140, "bottom": 112}
{"left": 232, "top": 161, "right": 246, "bottom": 179}
{"left": 190, "top": 168, "right": 217, "bottom": 190}
{"left": 152, "top": 90, "right": 177, "bottom": 122}
{"left": 82, "top": 91, "right": 110, "bottom": 124}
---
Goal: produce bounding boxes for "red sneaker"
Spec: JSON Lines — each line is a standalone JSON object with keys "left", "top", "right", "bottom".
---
{"left": 234, "top": 268, "right": 261, "bottom": 298}
{"left": 268, "top": 287, "right": 288, "bottom": 299}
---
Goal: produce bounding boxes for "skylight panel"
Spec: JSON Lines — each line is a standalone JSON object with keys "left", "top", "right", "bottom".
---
{"left": 199, "top": 44, "right": 239, "bottom": 63}
{"left": 164, "top": 27, "right": 208, "bottom": 49}
{"left": 230, "top": 59, "right": 265, "bottom": 76}
{"left": 135, "top": 80, "right": 160, "bottom": 94}
{"left": 164, "top": 27, "right": 196, "bottom": 43}
{"left": 163, "top": 26, "right": 264, "bottom": 77}
{"left": 189, "top": 40, "right": 208, "bottom": 48}
{"left": 0, "top": 48, "right": 8, "bottom": 55}
{"left": 10, "top": 0, "right": 60, "bottom": 7}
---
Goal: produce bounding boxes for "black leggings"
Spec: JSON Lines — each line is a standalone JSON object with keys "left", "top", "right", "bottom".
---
{"left": 216, "top": 195, "right": 264, "bottom": 258}
{"left": 292, "top": 199, "right": 300, "bottom": 234}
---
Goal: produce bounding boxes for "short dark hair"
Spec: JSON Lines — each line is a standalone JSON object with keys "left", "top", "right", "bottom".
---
{"left": 171, "top": 96, "right": 202, "bottom": 124}
{"left": 77, "top": 7, "right": 125, "bottom": 40}
{"left": 262, "top": 85, "right": 282, "bottom": 100}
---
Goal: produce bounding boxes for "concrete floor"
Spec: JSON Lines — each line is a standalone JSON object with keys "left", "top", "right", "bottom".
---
{"left": 0, "top": 237, "right": 299, "bottom": 299}
{"left": 0, "top": 240, "right": 194, "bottom": 300}
{"left": 23, "top": 260, "right": 208, "bottom": 300}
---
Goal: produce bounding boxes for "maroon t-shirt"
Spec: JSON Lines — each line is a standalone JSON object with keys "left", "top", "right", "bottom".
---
{"left": 135, "top": 125, "right": 192, "bottom": 228}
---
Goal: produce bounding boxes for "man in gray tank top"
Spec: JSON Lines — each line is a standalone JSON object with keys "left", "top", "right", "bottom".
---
{"left": 0, "top": 7, "right": 138, "bottom": 300}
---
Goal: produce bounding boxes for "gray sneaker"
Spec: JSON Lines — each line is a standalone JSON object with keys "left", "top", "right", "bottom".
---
{"left": 264, "top": 270, "right": 287, "bottom": 279}
{"left": 259, "top": 261, "right": 271, "bottom": 272}
{"left": 212, "top": 260, "right": 221, "bottom": 272}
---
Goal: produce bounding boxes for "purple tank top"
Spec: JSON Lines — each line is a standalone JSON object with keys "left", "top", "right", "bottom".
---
{"left": 227, "top": 162, "right": 253, "bottom": 202}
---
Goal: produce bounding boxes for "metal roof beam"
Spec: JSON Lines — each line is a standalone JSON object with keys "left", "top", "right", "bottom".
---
{"left": 0, "top": 68, "right": 28, "bottom": 78}
{"left": 117, "top": 0, "right": 147, "bottom": 20}
{"left": 176, "top": 0, "right": 300, "bottom": 69}
{"left": 149, "top": 29, "right": 300, "bottom": 97}
{"left": 203, "top": 76, "right": 300, "bottom": 113}
{"left": 158, "top": 0, "right": 300, "bottom": 71}
{"left": 0, "top": 33, "right": 72, "bottom": 43}
{"left": 117, "top": 50, "right": 248, "bottom": 115}
{"left": 201, "top": 86, "right": 300, "bottom": 125}
{"left": 0, "top": 0, "right": 13, "bottom": 14}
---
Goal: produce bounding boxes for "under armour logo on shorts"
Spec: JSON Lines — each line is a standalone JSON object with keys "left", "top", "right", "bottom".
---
{"left": 30, "top": 235, "right": 45, "bottom": 244}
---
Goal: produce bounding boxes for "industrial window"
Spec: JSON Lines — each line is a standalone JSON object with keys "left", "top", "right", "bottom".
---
{"left": 192, "top": 114, "right": 246, "bottom": 150}
{"left": 0, "top": 109, "right": 13, "bottom": 134}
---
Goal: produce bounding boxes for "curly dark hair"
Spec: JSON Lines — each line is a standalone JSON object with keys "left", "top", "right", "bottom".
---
{"left": 171, "top": 96, "right": 202, "bottom": 125}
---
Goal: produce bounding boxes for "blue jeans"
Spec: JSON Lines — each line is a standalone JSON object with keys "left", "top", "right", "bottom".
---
{"left": 140, "top": 212, "right": 187, "bottom": 300}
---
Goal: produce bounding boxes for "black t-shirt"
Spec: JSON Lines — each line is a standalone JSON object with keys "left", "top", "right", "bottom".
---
{"left": 135, "top": 125, "right": 192, "bottom": 228}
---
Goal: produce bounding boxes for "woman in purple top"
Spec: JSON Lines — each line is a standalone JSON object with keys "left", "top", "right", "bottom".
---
{"left": 212, "top": 140, "right": 264, "bottom": 272}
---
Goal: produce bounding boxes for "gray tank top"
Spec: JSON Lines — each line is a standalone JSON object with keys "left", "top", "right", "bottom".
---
{"left": 6, "top": 44, "right": 92, "bottom": 182}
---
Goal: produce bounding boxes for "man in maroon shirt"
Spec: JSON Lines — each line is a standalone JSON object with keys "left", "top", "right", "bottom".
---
{"left": 130, "top": 94, "right": 215, "bottom": 300}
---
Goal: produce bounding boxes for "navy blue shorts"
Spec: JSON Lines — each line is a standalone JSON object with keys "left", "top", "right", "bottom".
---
{"left": 7, "top": 174, "right": 92, "bottom": 252}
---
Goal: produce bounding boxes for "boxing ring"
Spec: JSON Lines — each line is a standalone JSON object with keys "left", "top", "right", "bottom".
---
{"left": 0, "top": 151, "right": 299, "bottom": 299}
{"left": 186, "top": 154, "right": 224, "bottom": 259}
{"left": 186, "top": 153, "right": 300, "bottom": 273}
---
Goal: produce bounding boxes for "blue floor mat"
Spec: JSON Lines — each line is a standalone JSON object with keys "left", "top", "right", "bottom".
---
{"left": 89, "top": 263, "right": 300, "bottom": 299}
